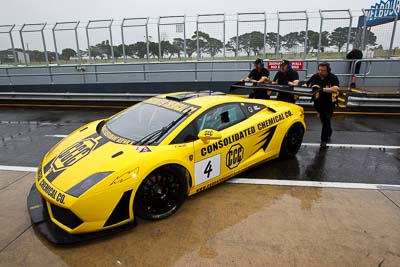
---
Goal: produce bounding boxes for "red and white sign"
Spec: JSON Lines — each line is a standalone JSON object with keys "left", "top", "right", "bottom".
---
{"left": 267, "top": 60, "right": 304, "bottom": 71}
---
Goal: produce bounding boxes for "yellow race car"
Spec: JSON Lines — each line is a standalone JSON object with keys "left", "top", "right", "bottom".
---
{"left": 27, "top": 90, "right": 306, "bottom": 243}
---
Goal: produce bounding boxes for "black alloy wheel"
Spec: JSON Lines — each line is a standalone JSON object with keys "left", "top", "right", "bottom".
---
{"left": 279, "top": 123, "right": 304, "bottom": 159}
{"left": 134, "top": 166, "right": 187, "bottom": 220}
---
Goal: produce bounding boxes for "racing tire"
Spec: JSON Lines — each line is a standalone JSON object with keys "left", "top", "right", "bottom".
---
{"left": 279, "top": 123, "right": 304, "bottom": 159}
{"left": 134, "top": 165, "right": 188, "bottom": 220}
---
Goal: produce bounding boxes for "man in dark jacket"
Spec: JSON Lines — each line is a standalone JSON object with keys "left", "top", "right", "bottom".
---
{"left": 346, "top": 48, "right": 363, "bottom": 88}
{"left": 306, "top": 62, "right": 339, "bottom": 148}
{"left": 241, "top": 58, "right": 270, "bottom": 99}
{"left": 273, "top": 60, "right": 300, "bottom": 103}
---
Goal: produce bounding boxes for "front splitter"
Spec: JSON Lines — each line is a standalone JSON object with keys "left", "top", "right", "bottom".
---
{"left": 27, "top": 184, "right": 137, "bottom": 245}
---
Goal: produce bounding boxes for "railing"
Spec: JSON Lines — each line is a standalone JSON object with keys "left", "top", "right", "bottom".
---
{"left": 1, "top": 8, "right": 399, "bottom": 67}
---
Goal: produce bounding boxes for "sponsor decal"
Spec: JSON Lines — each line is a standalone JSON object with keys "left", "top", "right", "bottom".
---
{"left": 267, "top": 60, "right": 304, "bottom": 71}
{"left": 102, "top": 126, "right": 135, "bottom": 145}
{"left": 247, "top": 106, "right": 254, "bottom": 113}
{"left": 135, "top": 146, "right": 152, "bottom": 153}
{"left": 201, "top": 126, "right": 256, "bottom": 156}
{"left": 226, "top": 144, "right": 244, "bottom": 169}
{"left": 51, "top": 138, "right": 98, "bottom": 173}
{"left": 253, "top": 105, "right": 261, "bottom": 111}
{"left": 257, "top": 111, "right": 292, "bottom": 131}
{"left": 145, "top": 97, "right": 197, "bottom": 113}
{"left": 39, "top": 179, "right": 66, "bottom": 204}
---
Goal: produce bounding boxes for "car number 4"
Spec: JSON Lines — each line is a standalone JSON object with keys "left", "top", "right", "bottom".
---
{"left": 194, "top": 154, "right": 221, "bottom": 186}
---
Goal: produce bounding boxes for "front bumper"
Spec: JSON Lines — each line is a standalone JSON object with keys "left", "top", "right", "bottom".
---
{"left": 27, "top": 184, "right": 136, "bottom": 245}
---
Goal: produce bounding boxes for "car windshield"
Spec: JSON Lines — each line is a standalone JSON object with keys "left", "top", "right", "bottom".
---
{"left": 105, "top": 103, "right": 183, "bottom": 142}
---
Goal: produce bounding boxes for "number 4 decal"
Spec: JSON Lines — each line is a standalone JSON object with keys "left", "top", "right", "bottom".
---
{"left": 204, "top": 160, "right": 213, "bottom": 178}
{"left": 194, "top": 154, "right": 221, "bottom": 186}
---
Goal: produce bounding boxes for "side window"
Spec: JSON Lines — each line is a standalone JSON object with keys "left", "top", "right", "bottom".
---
{"left": 196, "top": 103, "right": 246, "bottom": 132}
{"left": 170, "top": 122, "right": 197, "bottom": 144}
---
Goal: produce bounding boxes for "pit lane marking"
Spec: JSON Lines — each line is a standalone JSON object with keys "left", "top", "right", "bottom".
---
{"left": 45, "top": 135, "right": 68, "bottom": 138}
{"left": 302, "top": 143, "right": 400, "bottom": 150}
{"left": 0, "top": 165, "right": 38, "bottom": 172}
{"left": 228, "top": 179, "right": 400, "bottom": 191}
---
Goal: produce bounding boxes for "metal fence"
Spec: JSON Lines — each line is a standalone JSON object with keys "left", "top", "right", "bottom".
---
{"left": 0, "top": 8, "right": 399, "bottom": 66}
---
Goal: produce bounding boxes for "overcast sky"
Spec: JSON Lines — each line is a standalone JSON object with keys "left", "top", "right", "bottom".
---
{"left": 1, "top": 0, "right": 377, "bottom": 25}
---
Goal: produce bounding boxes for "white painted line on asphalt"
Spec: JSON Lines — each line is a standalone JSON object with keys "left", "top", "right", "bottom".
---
{"left": 302, "top": 143, "right": 400, "bottom": 150}
{"left": 228, "top": 178, "right": 400, "bottom": 191}
{"left": 0, "top": 165, "right": 38, "bottom": 172}
{"left": 45, "top": 135, "right": 68, "bottom": 138}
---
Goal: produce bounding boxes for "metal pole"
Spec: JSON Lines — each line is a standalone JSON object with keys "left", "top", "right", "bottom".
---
{"left": 74, "top": 22, "right": 81, "bottom": 64}
{"left": 86, "top": 22, "right": 91, "bottom": 63}
{"left": 183, "top": 15, "right": 187, "bottom": 59}
{"left": 52, "top": 24, "right": 59, "bottom": 64}
{"left": 317, "top": 10, "right": 323, "bottom": 61}
{"left": 304, "top": 11, "right": 309, "bottom": 61}
{"left": 236, "top": 13, "right": 239, "bottom": 58}
{"left": 263, "top": 12, "right": 266, "bottom": 57}
{"left": 145, "top": 18, "right": 149, "bottom": 61}
{"left": 346, "top": 9, "right": 353, "bottom": 53}
{"left": 9, "top": 25, "right": 18, "bottom": 65}
{"left": 19, "top": 24, "right": 28, "bottom": 65}
{"left": 158, "top": 17, "right": 161, "bottom": 61}
{"left": 109, "top": 20, "right": 114, "bottom": 64}
{"left": 121, "top": 19, "right": 126, "bottom": 63}
{"left": 196, "top": 17, "right": 199, "bottom": 60}
{"left": 223, "top": 14, "right": 226, "bottom": 58}
{"left": 360, "top": 9, "right": 368, "bottom": 50}
{"left": 276, "top": 12, "right": 280, "bottom": 58}
{"left": 41, "top": 24, "right": 49, "bottom": 65}
{"left": 388, "top": 8, "right": 398, "bottom": 58}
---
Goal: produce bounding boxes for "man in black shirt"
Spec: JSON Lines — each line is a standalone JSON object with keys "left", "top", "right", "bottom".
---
{"left": 306, "top": 62, "right": 339, "bottom": 148}
{"left": 272, "top": 60, "right": 300, "bottom": 103}
{"left": 346, "top": 48, "right": 363, "bottom": 88}
{"left": 241, "top": 58, "right": 270, "bottom": 99}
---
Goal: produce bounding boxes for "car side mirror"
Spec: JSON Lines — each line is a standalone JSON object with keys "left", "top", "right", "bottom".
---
{"left": 198, "top": 129, "right": 222, "bottom": 143}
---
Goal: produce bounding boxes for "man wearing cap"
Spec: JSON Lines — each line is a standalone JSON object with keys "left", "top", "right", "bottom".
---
{"left": 241, "top": 58, "right": 270, "bottom": 99}
{"left": 306, "top": 62, "right": 340, "bottom": 148}
{"left": 272, "top": 60, "right": 300, "bottom": 103}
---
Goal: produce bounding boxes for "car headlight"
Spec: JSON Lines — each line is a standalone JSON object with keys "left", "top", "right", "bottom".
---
{"left": 66, "top": 172, "right": 113, "bottom": 197}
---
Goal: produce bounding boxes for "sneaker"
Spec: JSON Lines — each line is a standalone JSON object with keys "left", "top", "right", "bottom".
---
{"left": 320, "top": 141, "right": 328, "bottom": 148}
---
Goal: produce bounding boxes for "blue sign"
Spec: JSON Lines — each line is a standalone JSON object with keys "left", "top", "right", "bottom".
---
{"left": 358, "top": 0, "right": 400, "bottom": 27}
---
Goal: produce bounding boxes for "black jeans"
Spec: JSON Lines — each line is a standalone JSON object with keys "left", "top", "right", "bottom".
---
{"left": 318, "top": 109, "right": 333, "bottom": 142}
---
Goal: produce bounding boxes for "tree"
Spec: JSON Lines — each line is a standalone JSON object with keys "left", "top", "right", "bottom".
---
{"left": 329, "top": 27, "right": 357, "bottom": 53}
{"left": 298, "top": 30, "right": 330, "bottom": 53}
{"left": 207, "top": 37, "right": 223, "bottom": 57}
{"left": 281, "top": 32, "right": 301, "bottom": 50}
{"left": 185, "top": 39, "right": 197, "bottom": 58}
{"left": 132, "top": 42, "right": 148, "bottom": 58}
{"left": 265, "top": 32, "right": 281, "bottom": 52}
{"left": 61, "top": 48, "right": 76, "bottom": 61}
{"left": 148, "top": 42, "right": 159, "bottom": 58}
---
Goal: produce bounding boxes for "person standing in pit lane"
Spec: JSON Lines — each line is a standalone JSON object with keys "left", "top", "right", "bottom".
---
{"left": 346, "top": 48, "right": 363, "bottom": 88}
{"left": 272, "top": 60, "right": 300, "bottom": 103}
{"left": 240, "top": 58, "right": 270, "bottom": 99}
{"left": 306, "top": 62, "right": 340, "bottom": 148}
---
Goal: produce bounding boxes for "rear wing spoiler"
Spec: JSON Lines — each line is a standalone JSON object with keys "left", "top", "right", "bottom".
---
{"left": 229, "top": 82, "right": 321, "bottom": 97}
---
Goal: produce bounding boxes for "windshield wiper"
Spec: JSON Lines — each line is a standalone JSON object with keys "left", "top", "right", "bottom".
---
{"left": 135, "top": 109, "right": 191, "bottom": 146}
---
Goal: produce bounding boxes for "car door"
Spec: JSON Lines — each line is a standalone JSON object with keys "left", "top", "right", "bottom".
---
{"left": 190, "top": 103, "right": 257, "bottom": 192}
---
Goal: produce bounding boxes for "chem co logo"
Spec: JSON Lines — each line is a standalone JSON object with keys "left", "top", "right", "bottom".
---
{"left": 51, "top": 139, "right": 98, "bottom": 172}
{"left": 226, "top": 144, "right": 244, "bottom": 169}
